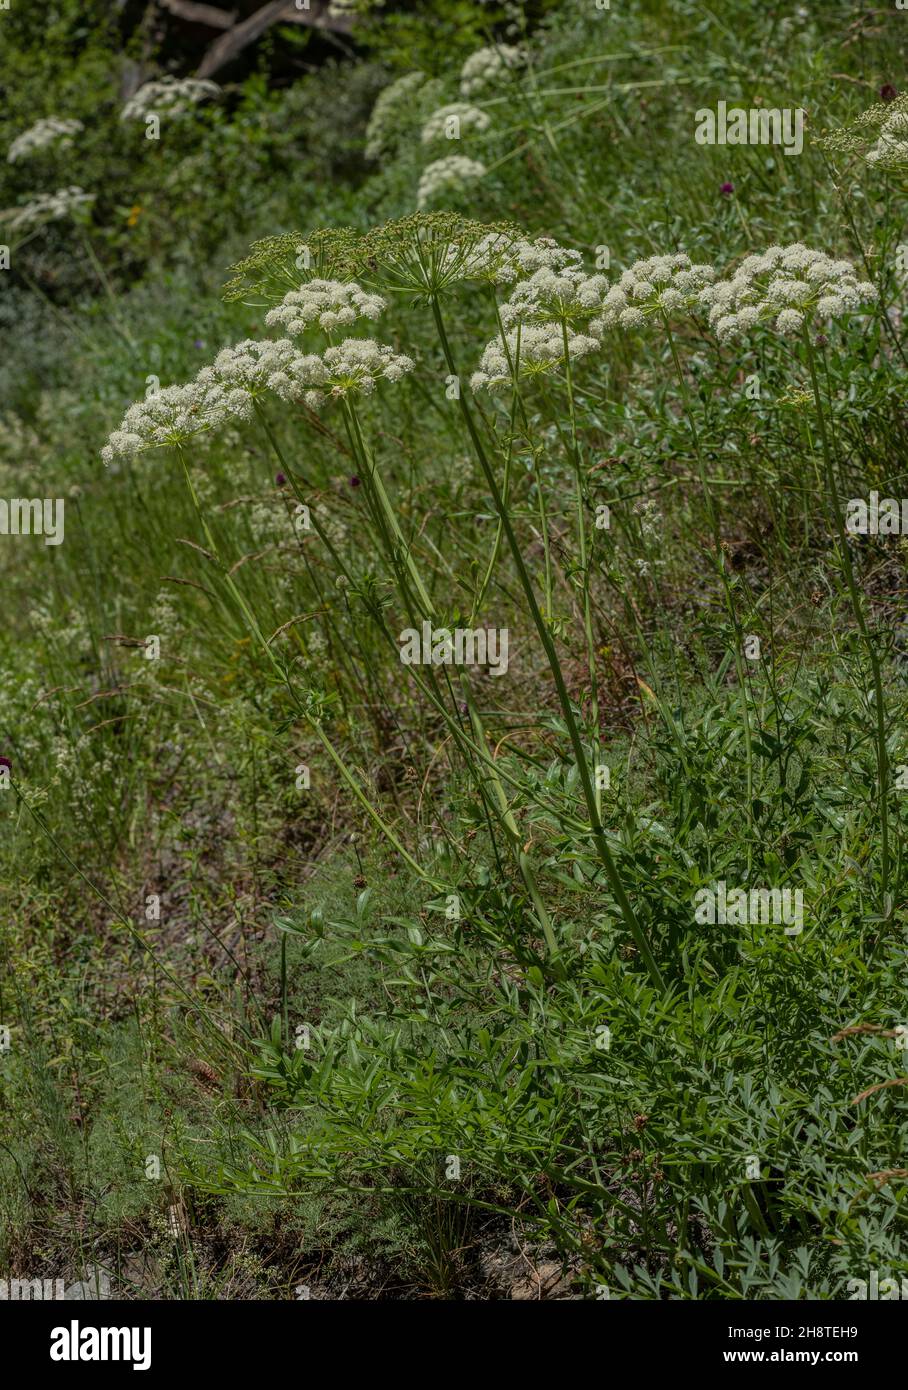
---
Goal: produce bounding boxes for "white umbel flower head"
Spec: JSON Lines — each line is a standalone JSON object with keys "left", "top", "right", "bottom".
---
{"left": 459, "top": 45, "right": 525, "bottom": 99}
{"left": 195, "top": 339, "right": 327, "bottom": 412}
{"left": 471, "top": 322, "right": 600, "bottom": 392}
{"left": 265, "top": 280, "right": 386, "bottom": 335}
{"left": 101, "top": 381, "right": 236, "bottom": 463}
{"left": 699, "top": 243, "right": 878, "bottom": 342}
{"left": 421, "top": 103, "right": 491, "bottom": 145}
{"left": 4, "top": 186, "right": 95, "bottom": 233}
{"left": 514, "top": 237, "right": 584, "bottom": 275}
{"left": 100, "top": 341, "right": 331, "bottom": 462}
{"left": 499, "top": 267, "right": 610, "bottom": 330}
{"left": 8, "top": 118, "right": 83, "bottom": 163}
{"left": 311, "top": 339, "right": 415, "bottom": 404}
{"left": 590, "top": 253, "right": 716, "bottom": 333}
{"left": 417, "top": 156, "right": 486, "bottom": 208}
{"left": 121, "top": 77, "right": 220, "bottom": 121}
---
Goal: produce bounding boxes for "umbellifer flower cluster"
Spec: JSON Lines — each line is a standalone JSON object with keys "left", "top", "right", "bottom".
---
{"left": 435, "top": 232, "right": 582, "bottom": 289}
{"left": 436, "top": 231, "right": 522, "bottom": 286}
{"left": 699, "top": 243, "right": 877, "bottom": 341}
{"left": 4, "top": 187, "right": 95, "bottom": 233}
{"left": 459, "top": 45, "right": 525, "bottom": 99}
{"left": 817, "top": 92, "right": 908, "bottom": 169}
{"left": 315, "top": 339, "right": 415, "bottom": 402}
{"left": 513, "top": 238, "right": 584, "bottom": 275}
{"left": 471, "top": 322, "right": 599, "bottom": 391}
{"left": 101, "top": 334, "right": 414, "bottom": 460}
{"left": 265, "top": 280, "right": 386, "bottom": 335}
{"left": 358, "top": 213, "right": 523, "bottom": 296}
{"left": 866, "top": 108, "right": 908, "bottom": 168}
{"left": 365, "top": 71, "right": 441, "bottom": 161}
{"left": 195, "top": 339, "right": 327, "bottom": 411}
{"left": 421, "top": 104, "right": 491, "bottom": 145}
{"left": 590, "top": 253, "right": 716, "bottom": 332}
{"left": 8, "top": 118, "right": 83, "bottom": 163}
{"left": 121, "top": 77, "right": 220, "bottom": 121}
{"left": 222, "top": 229, "right": 361, "bottom": 304}
{"left": 499, "top": 267, "right": 610, "bottom": 330}
{"left": 101, "top": 344, "right": 325, "bottom": 460}
{"left": 450, "top": 234, "right": 584, "bottom": 286}
{"left": 416, "top": 156, "right": 487, "bottom": 208}
{"left": 101, "top": 382, "right": 234, "bottom": 462}
{"left": 469, "top": 236, "right": 607, "bottom": 388}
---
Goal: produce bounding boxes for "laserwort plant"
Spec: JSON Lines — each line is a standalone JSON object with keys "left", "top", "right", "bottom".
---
{"left": 1, "top": 0, "right": 907, "bottom": 1330}
{"left": 100, "top": 221, "right": 885, "bottom": 958}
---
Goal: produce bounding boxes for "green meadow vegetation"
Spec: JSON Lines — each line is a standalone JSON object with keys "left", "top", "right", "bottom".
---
{"left": 1, "top": 0, "right": 907, "bottom": 1299}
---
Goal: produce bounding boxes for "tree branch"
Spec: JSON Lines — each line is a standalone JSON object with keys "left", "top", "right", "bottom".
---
{"left": 195, "top": 0, "right": 353, "bottom": 79}
{"left": 159, "top": 0, "right": 237, "bottom": 28}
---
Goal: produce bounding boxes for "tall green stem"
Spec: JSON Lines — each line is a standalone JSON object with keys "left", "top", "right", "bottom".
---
{"left": 178, "top": 438, "right": 435, "bottom": 892}
{"left": 664, "top": 319, "right": 754, "bottom": 855}
{"left": 432, "top": 296, "right": 664, "bottom": 989}
{"left": 342, "top": 400, "right": 560, "bottom": 959}
{"left": 803, "top": 334, "right": 890, "bottom": 908}
{"left": 561, "top": 317, "right": 602, "bottom": 819}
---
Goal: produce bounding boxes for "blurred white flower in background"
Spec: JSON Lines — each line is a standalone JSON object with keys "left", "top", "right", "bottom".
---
{"left": 421, "top": 104, "right": 491, "bottom": 145}
{"left": 459, "top": 45, "right": 525, "bottom": 99}
{"left": 365, "top": 71, "right": 440, "bottom": 161}
{"left": 417, "top": 156, "right": 486, "bottom": 207}
{"left": 8, "top": 118, "right": 83, "bottom": 163}
{"left": 121, "top": 76, "right": 220, "bottom": 121}
{"left": 4, "top": 187, "right": 95, "bottom": 233}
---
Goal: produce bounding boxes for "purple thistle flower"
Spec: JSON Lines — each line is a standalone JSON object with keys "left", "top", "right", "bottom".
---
{"left": 275, "top": 472, "right": 287, "bottom": 486}
{"left": 720, "top": 182, "right": 735, "bottom": 197}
